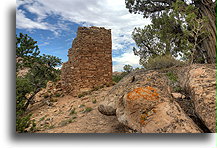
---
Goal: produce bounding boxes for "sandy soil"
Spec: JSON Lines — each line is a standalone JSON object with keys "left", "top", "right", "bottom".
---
{"left": 29, "top": 86, "right": 129, "bottom": 133}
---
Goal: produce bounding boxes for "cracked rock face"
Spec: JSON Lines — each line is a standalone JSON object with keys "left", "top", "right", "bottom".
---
{"left": 178, "top": 64, "right": 216, "bottom": 133}
{"left": 140, "top": 101, "right": 202, "bottom": 133}
{"left": 98, "top": 64, "right": 216, "bottom": 133}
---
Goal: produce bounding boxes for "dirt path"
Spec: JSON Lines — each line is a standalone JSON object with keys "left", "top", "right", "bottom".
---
{"left": 29, "top": 86, "right": 128, "bottom": 133}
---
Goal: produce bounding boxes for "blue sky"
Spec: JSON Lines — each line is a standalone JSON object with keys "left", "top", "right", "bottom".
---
{"left": 16, "top": 0, "right": 150, "bottom": 71}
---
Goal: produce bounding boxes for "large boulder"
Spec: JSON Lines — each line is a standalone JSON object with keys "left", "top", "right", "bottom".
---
{"left": 98, "top": 70, "right": 171, "bottom": 116}
{"left": 178, "top": 64, "right": 216, "bottom": 132}
{"left": 116, "top": 87, "right": 202, "bottom": 133}
{"left": 116, "top": 86, "right": 166, "bottom": 131}
{"left": 117, "top": 96, "right": 202, "bottom": 133}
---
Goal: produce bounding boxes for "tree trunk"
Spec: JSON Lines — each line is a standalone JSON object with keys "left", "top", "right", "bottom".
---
{"left": 195, "top": 0, "right": 216, "bottom": 63}
{"left": 24, "top": 88, "right": 41, "bottom": 111}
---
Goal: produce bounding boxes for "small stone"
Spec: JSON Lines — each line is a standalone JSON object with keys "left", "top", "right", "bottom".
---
{"left": 181, "top": 95, "right": 186, "bottom": 99}
{"left": 171, "top": 93, "right": 183, "bottom": 99}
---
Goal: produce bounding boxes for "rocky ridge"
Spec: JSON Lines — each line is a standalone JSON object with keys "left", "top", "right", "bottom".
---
{"left": 99, "top": 64, "right": 216, "bottom": 133}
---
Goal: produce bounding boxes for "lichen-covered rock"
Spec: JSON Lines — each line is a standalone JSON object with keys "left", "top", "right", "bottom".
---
{"left": 178, "top": 64, "right": 216, "bottom": 133}
{"left": 116, "top": 87, "right": 201, "bottom": 133}
{"left": 116, "top": 86, "right": 167, "bottom": 131}
{"left": 98, "top": 70, "right": 171, "bottom": 116}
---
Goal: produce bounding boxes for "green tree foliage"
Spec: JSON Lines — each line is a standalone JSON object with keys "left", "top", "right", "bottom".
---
{"left": 16, "top": 33, "right": 40, "bottom": 71}
{"left": 126, "top": 0, "right": 216, "bottom": 63}
{"left": 16, "top": 33, "right": 62, "bottom": 132}
{"left": 123, "top": 64, "right": 134, "bottom": 73}
{"left": 131, "top": 0, "right": 210, "bottom": 65}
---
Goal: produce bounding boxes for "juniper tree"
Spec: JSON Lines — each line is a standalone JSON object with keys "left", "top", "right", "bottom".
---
{"left": 126, "top": 0, "right": 216, "bottom": 63}
{"left": 16, "top": 33, "right": 61, "bottom": 132}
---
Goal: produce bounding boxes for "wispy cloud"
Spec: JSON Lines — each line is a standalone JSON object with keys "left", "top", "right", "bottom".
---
{"left": 16, "top": 9, "right": 51, "bottom": 30}
{"left": 38, "top": 41, "right": 49, "bottom": 47}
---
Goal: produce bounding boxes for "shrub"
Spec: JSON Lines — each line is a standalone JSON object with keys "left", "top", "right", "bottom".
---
{"left": 143, "top": 54, "right": 184, "bottom": 70}
{"left": 92, "top": 99, "right": 97, "bottom": 104}
{"left": 78, "top": 93, "right": 85, "bottom": 98}
{"left": 69, "top": 108, "right": 76, "bottom": 115}
{"left": 50, "top": 98, "right": 58, "bottom": 102}
{"left": 54, "top": 93, "right": 61, "bottom": 97}
{"left": 59, "top": 118, "right": 73, "bottom": 127}
{"left": 166, "top": 72, "right": 178, "bottom": 82}
{"left": 16, "top": 113, "right": 36, "bottom": 133}
{"left": 112, "top": 72, "right": 128, "bottom": 83}
{"left": 39, "top": 116, "right": 46, "bottom": 121}
{"left": 173, "top": 86, "right": 183, "bottom": 92}
{"left": 79, "top": 104, "right": 85, "bottom": 108}
{"left": 166, "top": 72, "right": 183, "bottom": 93}
{"left": 84, "top": 107, "right": 93, "bottom": 113}
{"left": 49, "top": 125, "right": 55, "bottom": 129}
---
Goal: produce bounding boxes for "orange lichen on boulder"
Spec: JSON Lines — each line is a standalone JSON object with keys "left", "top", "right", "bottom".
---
{"left": 127, "top": 86, "right": 159, "bottom": 101}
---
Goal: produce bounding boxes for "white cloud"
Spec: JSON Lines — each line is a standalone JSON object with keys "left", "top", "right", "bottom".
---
{"left": 23, "top": 1, "right": 50, "bottom": 22}
{"left": 113, "top": 51, "right": 141, "bottom": 72}
{"left": 16, "top": 9, "right": 49, "bottom": 30}
{"left": 16, "top": 6, "right": 58, "bottom": 35}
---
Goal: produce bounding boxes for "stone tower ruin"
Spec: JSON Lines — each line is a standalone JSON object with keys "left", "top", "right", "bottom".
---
{"left": 61, "top": 26, "right": 112, "bottom": 96}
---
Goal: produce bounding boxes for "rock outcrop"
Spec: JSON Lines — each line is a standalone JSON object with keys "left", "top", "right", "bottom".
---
{"left": 178, "top": 64, "right": 216, "bottom": 133}
{"left": 98, "top": 64, "right": 216, "bottom": 133}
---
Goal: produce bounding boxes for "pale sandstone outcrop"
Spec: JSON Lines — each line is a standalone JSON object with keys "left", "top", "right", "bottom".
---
{"left": 140, "top": 101, "right": 202, "bottom": 133}
{"left": 178, "top": 64, "right": 216, "bottom": 132}
{"left": 99, "top": 64, "right": 216, "bottom": 133}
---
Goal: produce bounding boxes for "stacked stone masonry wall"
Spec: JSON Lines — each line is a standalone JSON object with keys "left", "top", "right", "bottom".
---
{"left": 61, "top": 26, "right": 112, "bottom": 96}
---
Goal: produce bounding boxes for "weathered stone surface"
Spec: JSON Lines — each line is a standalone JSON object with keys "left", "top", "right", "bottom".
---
{"left": 178, "top": 64, "right": 216, "bottom": 133}
{"left": 116, "top": 86, "right": 167, "bottom": 131}
{"left": 99, "top": 64, "right": 216, "bottom": 133}
{"left": 115, "top": 86, "right": 201, "bottom": 133}
{"left": 171, "top": 93, "right": 185, "bottom": 99}
{"left": 98, "top": 70, "right": 172, "bottom": 116}
{"left": 140, "top": 101, "right": 202, "bottom": 133}
{"left": 61, "top": 26, "right": 112, "bottom": 96}
{"left": 98, "top": 70, "right": 171, "bottom": 115}
{"left": 117, "top": 98, "right": 202, "bottom": 133}
{"left": 98, "top": 104, "right": 116, "bottom": 116}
